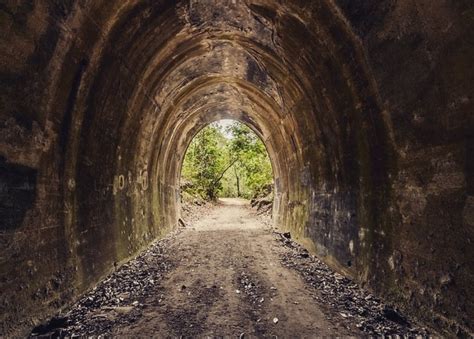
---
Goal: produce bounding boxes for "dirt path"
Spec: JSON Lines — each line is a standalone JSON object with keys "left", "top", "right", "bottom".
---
{"left": 32, "top": 199, "right": 428, "bottom": 337}
{"left": 112, "top": 198, "right": 356, "bottom": 337}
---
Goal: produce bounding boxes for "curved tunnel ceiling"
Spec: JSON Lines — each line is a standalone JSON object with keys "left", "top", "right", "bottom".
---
{"left": 55, "top": 0, "right": 393, "bottom": 280}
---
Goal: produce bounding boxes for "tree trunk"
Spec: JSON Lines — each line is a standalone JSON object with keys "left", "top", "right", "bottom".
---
{"left": 234, "top": 166, "right": 240, "bottom": 197}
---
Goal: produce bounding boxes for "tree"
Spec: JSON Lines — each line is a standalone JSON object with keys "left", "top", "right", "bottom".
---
{"left": 224, "top": 122, "right": 273, "bottom": 199}
{"left": 181, "top": 123, "right": 228, "bottom": 200}
{"left": 181, "top": 120, "right": 273, "bottom": 201}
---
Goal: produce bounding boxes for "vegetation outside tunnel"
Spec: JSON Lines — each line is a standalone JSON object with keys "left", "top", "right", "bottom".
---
{"left": 181, "top": 120, "right": 273, "bottom": 202}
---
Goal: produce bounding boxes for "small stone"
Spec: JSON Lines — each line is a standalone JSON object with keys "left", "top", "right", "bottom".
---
{"left": 273, "top": 317, "right": 279, "bottom": 324}
{"left": 439, "top": 273, "right": 452, "bottom": 286}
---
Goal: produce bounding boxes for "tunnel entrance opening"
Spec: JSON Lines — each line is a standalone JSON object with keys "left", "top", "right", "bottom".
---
{"left": 179, "top": 119, "right": 275, "bottom": 222}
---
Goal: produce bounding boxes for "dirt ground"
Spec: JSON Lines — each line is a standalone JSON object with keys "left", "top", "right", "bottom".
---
{"left": 113, "top": 198, "right": 356, "bottom": 337}
{"left": 31, "top": 199, "right": 427, "bottom": 337}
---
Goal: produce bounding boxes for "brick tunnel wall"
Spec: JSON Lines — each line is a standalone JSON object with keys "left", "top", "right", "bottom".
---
{"left": 0, "top": 0, "right": 473, "bottom": 336}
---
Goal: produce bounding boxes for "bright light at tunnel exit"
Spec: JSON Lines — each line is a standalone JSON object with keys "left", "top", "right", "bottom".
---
{"left": 180, "top": 119, "right": 274, "bottom": 203}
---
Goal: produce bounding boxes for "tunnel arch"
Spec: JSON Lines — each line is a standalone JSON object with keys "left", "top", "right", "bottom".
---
{"left": 42, "top": 1, "right": 397, "bottom": 299}
{"left": 5, "top": 0, "right": 474, "bottom": 335}
{"left": 51, "top": 0, "right": 395, "bottom": 286}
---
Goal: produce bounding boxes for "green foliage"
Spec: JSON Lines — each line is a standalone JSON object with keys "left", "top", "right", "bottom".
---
{"left": 181, "top": 123, "right": 228, "bottom": 200}
{"left": 222, "top": 122, "right": 273, "bottom": 199}
{"left": 181, "top": 120, "right": 273, "bottom": 200}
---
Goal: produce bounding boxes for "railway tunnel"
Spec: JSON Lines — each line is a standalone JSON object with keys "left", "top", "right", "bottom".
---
{"left": 0, "top": 0, "right": 473, "bottom": 335}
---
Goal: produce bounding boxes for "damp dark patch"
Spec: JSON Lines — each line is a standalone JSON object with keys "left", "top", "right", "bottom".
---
{"left": 27, "top": 23, "right": 60, "bottom": 68}
{"left": 0, "top": 1, "right": 34, "bottom": 29}
{"left": 305, "top": 190, "right": 358, "bottom": 266}
{"left": 50, "top": 0, "right": 75, "bottom": 20}
{"left": 334, "top": 0, "right": 395, "bottom": 37}
{"left": 59, "top": 58, "right": 89, "bottom": 159}
{"left": 246, "top": 57, "right": 268, "bottom": 87}
{"left": 9, "top": 110, "right": 34, "bottom": 131}
{"left": 0, "top": 156, "right": 37, "bottom": 231}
